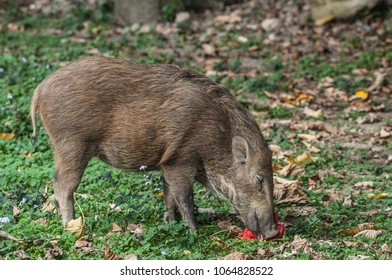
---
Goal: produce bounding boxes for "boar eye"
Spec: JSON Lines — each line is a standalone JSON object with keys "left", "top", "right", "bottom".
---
{"left": 256, "top": 175, "right": 264, "bottom": 190}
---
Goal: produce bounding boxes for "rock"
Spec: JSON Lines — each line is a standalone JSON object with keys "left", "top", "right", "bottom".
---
{"left": 175, "top": 11, "right": 191, "bottom": 24}
{"left": 202, "top": 44, "right": 216, "bottom": 56}
{"left": 114, "top": 0, "right": 159, "bottom": 24}
{"left": 261, "top": 18, "right": 281, "bottom": 32}
{"left": 124, "top": 254, "right": 138, "bottom": 260}
{"left": 139, "top": 24, "right": 151, "bottom": 34}
{"left": 308, "top": 0, "right": 381, "bottom": 25}
{"left": 131, "top": 23, "right": 140, "bottom": 32}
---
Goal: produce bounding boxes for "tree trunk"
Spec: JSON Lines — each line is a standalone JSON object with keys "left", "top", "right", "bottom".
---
{"left": 114, "top": 0, "right": 160, "bottom": 24}
{"left": 114, "top": 0, "right": 244, "bottom": 24}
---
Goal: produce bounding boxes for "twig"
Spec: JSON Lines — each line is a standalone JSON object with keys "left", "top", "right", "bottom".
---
{"left": 74, "top": 192, "right": 85, "bottom": 227}
{"left": 0, "top": 230, "right": 27, "bottom": 246}
{"left": 366, "top": 71, "right": 387, "bottom": 94}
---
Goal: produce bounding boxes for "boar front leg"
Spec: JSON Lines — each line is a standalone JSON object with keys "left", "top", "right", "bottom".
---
{"left": 53, "top": 144, "right": 90, "bottom": 226}
{"left": 161, "top": 164, "right": 196, "bottom": 231}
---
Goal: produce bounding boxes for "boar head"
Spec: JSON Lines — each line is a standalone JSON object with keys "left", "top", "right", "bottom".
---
{"left": 209, "top": 136, "right": 278, "bottom": 240}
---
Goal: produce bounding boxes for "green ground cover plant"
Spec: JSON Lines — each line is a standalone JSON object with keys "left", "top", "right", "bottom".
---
{"left": 0, "top": 1, "right": 391, "bottom": 260}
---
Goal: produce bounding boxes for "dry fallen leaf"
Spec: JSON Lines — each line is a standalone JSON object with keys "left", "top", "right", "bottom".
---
{"left": 45, "top": 246, "right": 63, "bottom": 260}
{"left": 379, "top": 128, "right": 391, "bottom": 138}
{"left": 381, "top": 243, "right": 391, "bottom": 253}
{"left": 366, "top": 72, "right": 386, "bottom": 93}
{"left": 354, "top": 181, "right": 374, "bottom": 189}
{"left": 214, "top": 237, "right": 229, "bottom": 250}
{"left": 7, "top": 23, "right": 24, "bottom": 32}
{"left": 197, "top": 207, "right": 216, "bottom": 214}
{"left": 286, "top": 151, "right": 314, "bottom": 166}
{"left": 352, "top": 68, "right": 369, "bottom": 75}
{"left": 278, "top": 163, "right": 305, "bottom": 178}
{"left": 286, "top": 206, "right": 317, "bottom": 217}
{"left": 386, "top": 207, "right": 392, "bottom": 218}
{"left": 307, "top": 174, "right": 321, "bottom": 190}
{"left": 349, "top": 255, "right": 370, "bottom": 260}
{"left": 322, "top": 123, "right": 339, "bottom": 135}
{"left": 126, "top": 223, "right": 144, "bottom": 240}
{"left": 257, "top": 248, "right": 275, "bottom": 259}
{"left": 273, "top": 162, "right": 283, "bottom": 173}
{"left": 269, "top": 144, "right": 284, "bottom": 157}
{"left": 217, "top": 220, "right": 232, "bottom": 229}
{"left": 337, "top": 223, "right": 377, "bottom": 236}
{"left": 111, "top": 223, "right": 123, "bottom": 233}
{"left": 353, "top": 230, "right": 385, "bottom": 238}
{"left": 217, "top": 220, "right": 242, "bottom": 238}
{"left": 358, "top": 209, "right": 378, "bottom": 217}
{"left": 22, "top": 151, "right": 36, "bottom": 158}
{"left": 302, "top": 141, "right": 321, "bottom": 153}
{"left": 75, "top": 236, "right": 92, "bottom": 248}
{"left": 87, "top": 47, "right": 101, "bottom": 55}
{"left": 202, "top": 43, "right": 216, "bottom": 56}
{"left": 318, "top": 76, "right": 335, "bottom": 88}
{"left": 14, "top": 250, "right": 30, "bottom": 260}
{"left": 92, "top": 26, "right": 101, "bottom": 35}
{"left": 213, "top": 14, "right": 241, "bottom": 25}
{"left": 367, "top": 193, "right": 389, "bottom": 200}
{"left": 354, "top": 90, "right": 369, "bottom": 101}
{"left": 297, "top": 151, "right": 314, "bottom": 164}
{"left": 314, "top": 12, "right": 335, "bottom": 26}
{"left": 220, "top": 252, "right": 253, "bottom": 260}
{"left": 108, "top": 203, "right": 121, "bottom": 211}
{"left": 124, "top": 254, "right": 138, "bottom": 260}
{"left": 32, "top": 218, "right": 48, "bottom": 226}
{"left": 290, "top": 235, "right": 310, "bottom": 251}
{"left": 322, "top": 190, "right": 342, "bottom": 204}
{"left": 324, "top": 87, "right": 348, "bottom": 102}
{"left": 64, "top": 217, "right": 84, "bottom": 237}
{"left": 342, "top": 193, "right": 355, "bottom": 207}
{"left": 41, "top": 194, "right": 58, "bottom": 213}
{"left": 274, "top": 176, "right": 308, "bottom": 205}
{"left": 277, "top": 235, "right": 322, "bottom": 259}
{"left": 297, "top": 133, "right": 319, "bottom": 141}
{"left": 12, "top": 205, "right": 20, "bottom": 216}
{"left": 342, "top": 240, "right": 370, "bottom": 249}
{"left": 274, "top": 176, "right": 299, "bottom": 186}
{"left": 303, "top": 107, "right": 323, "bottom": 118}
{"left": 286, "top": 92, "right": 313, "bottom": 106}
{"left": 104, "top": 243, "right": 123, "bottom": 260}
{"left": 0, "top": 132, "right": 15, "bottom": 140}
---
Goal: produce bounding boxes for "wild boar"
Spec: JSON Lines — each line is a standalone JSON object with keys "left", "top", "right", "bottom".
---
{"left": 30, "top": 56, "right": 279, "bottom": 240}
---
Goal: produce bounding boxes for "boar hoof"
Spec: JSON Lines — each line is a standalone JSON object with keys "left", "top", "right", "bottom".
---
{"left": 163, "top": 211, "right": 175, "bottom": 222}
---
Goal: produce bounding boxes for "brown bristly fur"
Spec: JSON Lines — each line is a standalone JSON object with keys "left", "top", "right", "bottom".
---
{"left": 31, "top": 56, "right": 278, "bottom": 240}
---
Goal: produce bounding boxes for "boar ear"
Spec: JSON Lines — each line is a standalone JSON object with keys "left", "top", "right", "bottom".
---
{"left": 232, "top": 136, "right": 250, "bottom": 164}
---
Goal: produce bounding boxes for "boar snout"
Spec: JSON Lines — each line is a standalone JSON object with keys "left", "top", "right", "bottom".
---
{"left": 246, "top": 208, "right": 279, "bottom": 240}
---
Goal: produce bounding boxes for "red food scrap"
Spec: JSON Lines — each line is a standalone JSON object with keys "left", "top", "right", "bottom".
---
{"left": 238, "top": 212, "right": 286, "bottom": 240}
{"left": 238, "top": 228, "right": 257, "bottom": 240}
{"left": 273, "top": 212, "right": 286, "bottom": 240}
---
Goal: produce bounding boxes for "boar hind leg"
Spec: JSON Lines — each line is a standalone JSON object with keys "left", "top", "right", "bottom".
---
{"left": 161, "top": 165, "right": 196, "bottom": 231}
{"left": 53, "top": 145, "right": 90, "bottom": 226}
{"left": 162, "top": 176, "right": 176, "bottom": 222}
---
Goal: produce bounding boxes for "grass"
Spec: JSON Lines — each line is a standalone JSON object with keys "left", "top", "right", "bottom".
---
{"left": 1, "top": 2, "right": 391, "bottom": 260}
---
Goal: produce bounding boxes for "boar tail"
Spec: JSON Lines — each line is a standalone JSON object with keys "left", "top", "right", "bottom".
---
{"left": 30, "top": 86, "right": 41, "bottom": 146}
